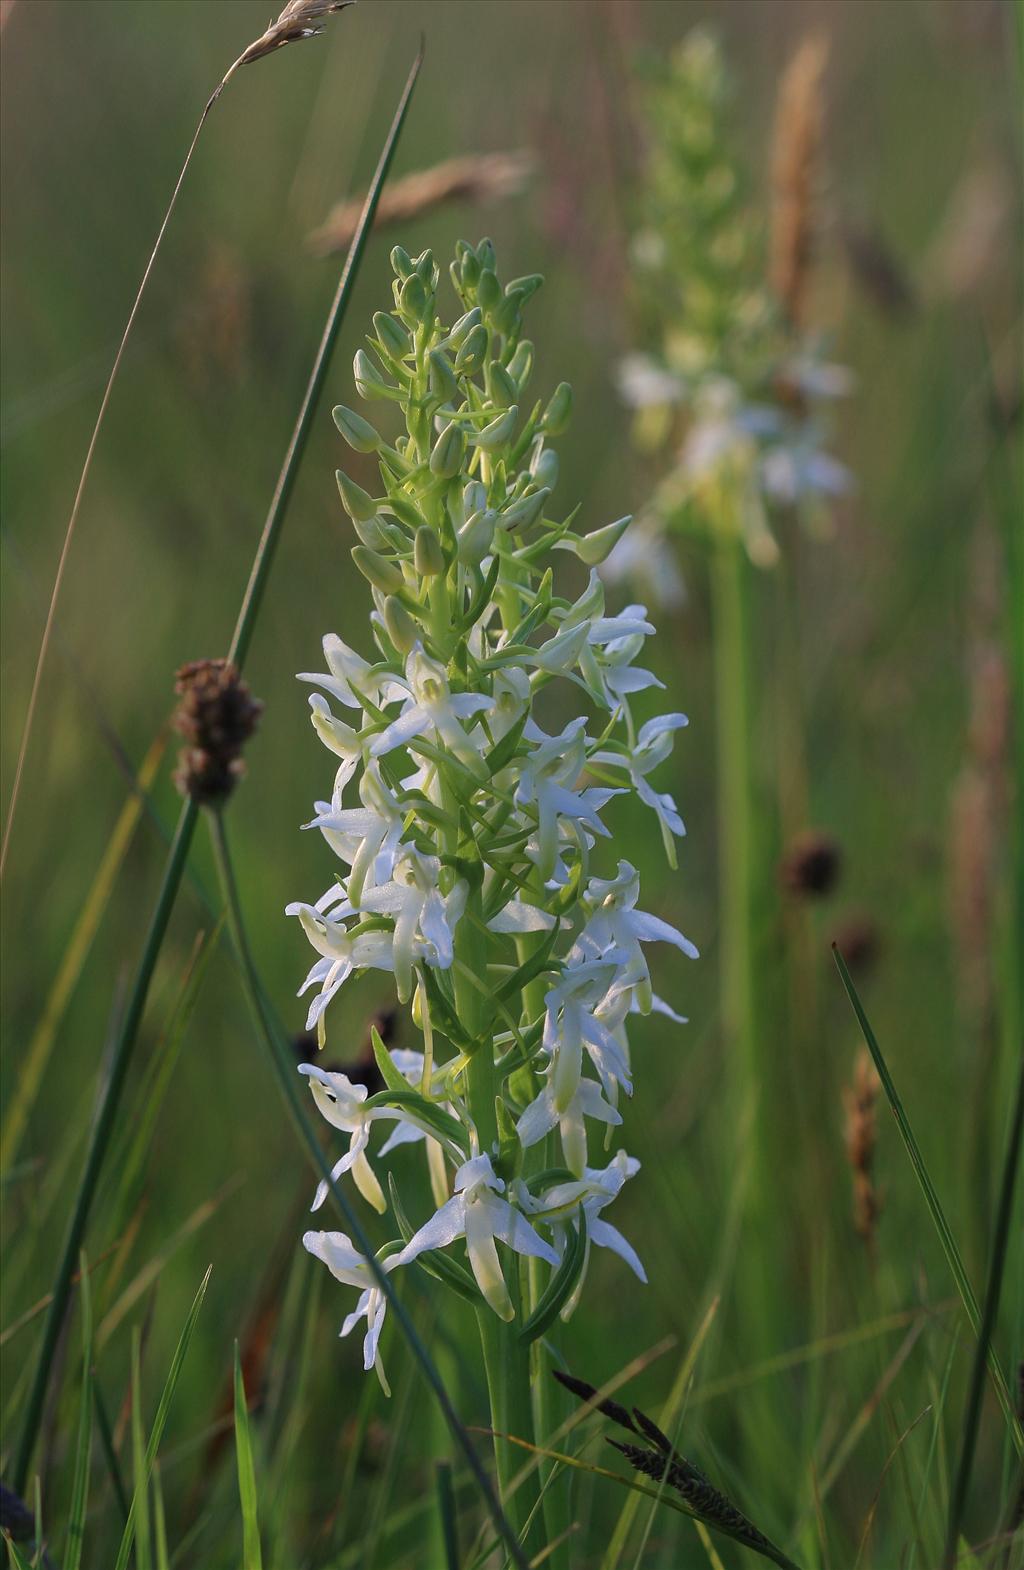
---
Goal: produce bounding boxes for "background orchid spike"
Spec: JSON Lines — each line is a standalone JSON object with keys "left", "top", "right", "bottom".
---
{"left": 291, "top": 236, "right": 696, "bottom": 1378}
{"left": 605, "top": 29, "right": 851, "bottom": 590}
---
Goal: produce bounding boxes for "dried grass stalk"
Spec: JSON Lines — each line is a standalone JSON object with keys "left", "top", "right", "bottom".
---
{"left": 226, "top": 0, "right": 356, "bottom": 80}
{"left": 770, "top": 35, "right": 829, "bottom": 329}
{"left": 843, "top": 1045, "right": 883, "bottom": 1254}
{"left": 309, "top": 151, "right": 532, "bottom": 255}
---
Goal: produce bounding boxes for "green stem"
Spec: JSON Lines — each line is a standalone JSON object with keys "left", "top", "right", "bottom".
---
{"left": 208, "top": 812, "right": 529, "bottom": 1570}
{"left": 710, "top": 538, "right": 758, "bottom": 1159}
{"left": 943, "top": 1049, "right": 1024, "bottom": 1567}
{"left": 10, "top": 50, "right": 423, "bottom": 1495}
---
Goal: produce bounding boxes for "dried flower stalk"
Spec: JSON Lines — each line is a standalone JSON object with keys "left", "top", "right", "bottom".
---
{"left": 308, "top": 151, "right": 532, "bottom": 256}
{"left": 770, "top": 35, "right": 829, "bottom": 329}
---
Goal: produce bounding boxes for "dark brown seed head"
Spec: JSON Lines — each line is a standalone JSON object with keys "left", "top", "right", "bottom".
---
{"left": 172, "top": 658, "right": 262, "bottom": 807}
{"left": 779, "top": 829, "right": 841, "bottom": 898}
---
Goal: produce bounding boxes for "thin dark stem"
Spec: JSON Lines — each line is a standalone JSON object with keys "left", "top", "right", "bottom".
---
{"left": 10, "top": 49, "right": 424, "bottom": 1492}
{"left": 943, "top": 1051, "right": 1024, "bottom": 1569}
{"left": 208, "top": 812, "right": 529, "bottom": 1570}
{"left": 1, "top": 87, "right": 220, "bottom": 880}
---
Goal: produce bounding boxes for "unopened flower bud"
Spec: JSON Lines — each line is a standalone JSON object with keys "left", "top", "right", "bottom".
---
{"left": 430, "top": 421, "right": 467, "bottom": 479}
{"left": 474, "top": 405, "right": 518, "bottom": 452}
{"left": 413, "top": 248, "right": 436, "bottom": 283}
{"left": 505, "top": 273, "right": 544, "bottom": 306}
{"left": 458, "top": 508, "right": 496, "bottom": 564}
{"left": 390, "top": 244, "right": 413, "bottom": 279}
{"left": 334, "top": 405, "right": 381, "bottom": 453}
{"left": 454, "top": 323, "right": 488, "bottom": 375}
{"left": 386, "top": 493, "right": 427, "bottom": 531}
{"left": 460, "top": 247, "right": 481, "bottom": 291}
{"left": 429, "top": 349, "right": 460, "bottom": 404}
{"left": 337, "top": 470, "right": 378, "bottom": 523}
{"left": 542, "top": 381, "right": 573, "bottom": 436}
{"left": 351, "top": 545, "right": 405, "bottom": 596}
{"left": 351, "top": 514, "right": 390, "bottom": 550}
{"left": 530, "top": 446, "right": 559, "bottom": 490}
{"left": 398, "top": 271, "right": 430, "bottom": 324}
{"left": 500, "top": 487, "right": 550, "bottom": 533}
{"left": 446, "top": 306, "right": 482, "bottom": 350}
{"left": 463, "top": 480, "right": 488, "bottom": 517}
{"left": 373, "top": 310, "right": 410, "bottom": 360}
{"left": 476, "top": 237, "right": 496, "bottom": 271}
{"left": 574, "top": 514, "right": 632, "bottom": 565}
{"left": 414, "top": 525, "right": 445, "bottom": 577}
{"left": 507, "top": 339, "right": 534, "bottom": 391}
{"left": 486, "top": 362, "right": 519, "bottom": 409}
{"left": 354, "top": 349, "right": 392, "bottom": 401}
{"left": 476, "top": 268, "right": 502, "bottom": 312}
{"left": 382, "top": 595, "right": 421, "bottom": 654}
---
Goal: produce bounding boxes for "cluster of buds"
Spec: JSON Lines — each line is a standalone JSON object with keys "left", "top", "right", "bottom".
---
{"left": 289, "top": 239, "right": 695, "bottom": 1385}
{"left": 609, "top": 29, "right": 850, "bottom": 589}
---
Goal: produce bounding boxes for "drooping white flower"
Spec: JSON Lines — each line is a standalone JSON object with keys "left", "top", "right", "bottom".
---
{"left": 515, "top": 719, "right": 622, "bottom": 881}
{"left": 303, "top": 1229, "right": 398, "bottom": 1392}
{"left": 357, "top": 846, "right": 466, "bottom": 1002}
{"left": 571, "top": 861, "right": 698, "bottom": 1011}
{"left": 517, "top": 1070, "right": 622, "bottom": 1177}
{"left": 528, "top": 1150, "right": 646, "bottom": 1291}
{"left": 299, "top": 632, "right": 406, "bottom": 711}
{"left": 591, "top": 713, "right": 688, "bottom": 863}
{"left": 299, "top": 1064, "right": 402, "bottom": 1214}
{"left": 287, "top": 888, "right": 395, "bottom": 1042}
{"left": 392, "top": 1153, "right": 558, "bottom": 1320}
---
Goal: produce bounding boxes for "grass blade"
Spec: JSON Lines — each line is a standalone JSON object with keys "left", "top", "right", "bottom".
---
{"left": 0, "top": 734, "right": 165, "bottom": 1172}
{"left": 234, "top": 1342, "right": 264, "bottom": 1570}
{"left": 832, "top": 946, "right": 1024, "bottom": 1457}
{"left": 64, "top": 1253, "right": 94, "bottom": 1570}
{"left": 437, "top": 1460, "right": 460, "bottom": 1570}
{"left": 129, "top": 1330, "right": 153, "bottom": 1570}
{"left": 112, "top": 1265, "right": 212, "bottom": 1570}
{"left": 10, "top": 46, "right": 424, "bottom": 1495}
{"left": 943, "top": 1051, "right": 1024, "bottom": 1566}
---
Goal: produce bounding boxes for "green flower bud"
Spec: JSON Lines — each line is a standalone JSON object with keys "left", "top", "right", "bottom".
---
{"left": 463, "top": 480, "right": 488, "bottom": 517}
{"left": 351, "top": 545, "right": 405, "bottom": 596}
{"left": 454, "top": 323, "right": 488, "bottom": 375}
{"left": 474, "top": 405, "right": 518, "bottom": 453}
{"left": 446, "top": 306, "right": 482, "bottom": 349}
{"left": 390, "top": 244, "right": 414, "bottom": 279}
{"left": 382, "top": 595, "right": 421, "bottom": 654}
{"left": 476, "top": 238, "right": 496, "bottom": 272}
{"left": 386, "top": 492, "right": 426, "bottom": 531}
{"left": 413, "top": 525, "right": 445, "bottom": 577}
{"left": 486, "top": 361, "right": 519, "bottom": 408}
{"left": 398, "top": 271, "right": 430, "bottom": 324}
{"left": 336, "top": 470, "right": 378, "bottom": 523}
{"left": 373, "top": 311, "right": 410, "bottom": 360}
{"left": 492, "top": 296, "right": 522, "bottom": 341}
{"left": 333, "top": 405, "right": 381, "bottom": 453}
{"left": 460, "top": 247, "right": 481, "bottom": 290}
{"left": 351, "top": 514, "right": 390, "bottom": 551}
{"left": 428, "top": 349, "right": 460, "bottom": 404}
{"left": 530, "top": 446, "right": 559, "bottom": 490}
{"left": 413, "top": 248, "right": 436, "bottom": 283}
{"left": 476, "top": 268, "right": 502, "bottom": 312}
{"left": 541, "top": 381, "right": 573, "bottom": 436}
{"left": 505, "top": 273, "right": 544, "bottom": 305}
{"left": 353, "top": 349, "right": 391, "bottom": 402}
{"left": 430, "top": 421, "right": 467, "bottom": 479}
{"left": 507, "top": 339, "right": 534, "bottom": 391}
{"left": 499, "top": 487, "right": 550, "bottom": 533}
{"left": 458, "top": 507, "right": 497, "bottom": 565}
{"left": 572, "top": 514, "right": 632, "bottom": 565}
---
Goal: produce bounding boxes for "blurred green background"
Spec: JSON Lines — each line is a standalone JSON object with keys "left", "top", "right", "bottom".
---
{"left": 1, "top": 1, "right": 1021, "bottom": 1565}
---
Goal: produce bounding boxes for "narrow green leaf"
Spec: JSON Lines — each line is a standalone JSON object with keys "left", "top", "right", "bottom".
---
{"left": 370, "top": 1023, "right": 413, "bottom": 1096}
{"left": 833, "top": 948, "right": 1024, "bottom": 1457}
{"left": 64, "top": 1252, "right": 94, "bottom": 1570}
{"left": 234, "top": 1342, "right": 264, "bottom": 1570}
{"left": 113, "top": 1265, "right": 212, "bottom": 1570}
{"left": 519, "top": 1213, "right": 587, "bottom": 1344}
{"left": 130, "top": 1331, "right": 152, "bottom": 1570}
{"left": 363, "top": 1088, "right": 468, "bottom": 1153}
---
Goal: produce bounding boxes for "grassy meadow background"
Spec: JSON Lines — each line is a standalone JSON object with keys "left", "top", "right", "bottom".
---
{"left": 1, "top": 0, "right": 1021, "bottom": 1565}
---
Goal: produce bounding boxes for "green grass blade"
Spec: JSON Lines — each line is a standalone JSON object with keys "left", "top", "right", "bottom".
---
{"left": 10, "top": 44, "right": 425, "bottom": 1496}
{"left": 152, "top": 1462, "right": 170, "bottom": 1570}
{"left": 234, "top": 1342, "right": 264, "bottom": 1570}
{"left": 112, "top": 1265, "right": 212, "bottom": 1570}
{"left": 943, "top": 1051, "right": 1024, "bottom": 1566}
{"left": 64, "top": 1252, "right": 94, "bottom": 1570}
{"left": 832, "top": 947, "right": 1024, "bottom": 1457}
{"left": 437, "top": 1460, "right": 460, "bottom": 1570}
{"left": 130, "top": 1330, "right": 153, "bottom": 1570}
